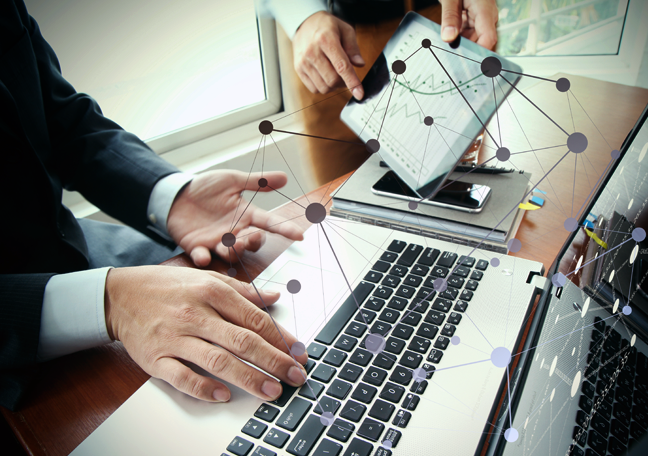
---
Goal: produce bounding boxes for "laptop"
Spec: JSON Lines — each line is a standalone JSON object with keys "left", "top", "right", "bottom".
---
{"left": 69, "top": 13, "right": 648, "bottom": 456}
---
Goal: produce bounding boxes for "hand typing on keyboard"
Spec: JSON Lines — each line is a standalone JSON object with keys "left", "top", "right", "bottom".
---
{"left": 104, "top": 266, "right": 309, "bottom": 403}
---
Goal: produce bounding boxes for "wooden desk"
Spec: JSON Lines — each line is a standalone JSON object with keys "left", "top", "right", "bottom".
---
{"left": 2, "top": 75, "right": 648, "bottom": 456}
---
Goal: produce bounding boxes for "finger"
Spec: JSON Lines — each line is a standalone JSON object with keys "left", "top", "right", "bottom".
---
{"left": 232, "top": 170, "right": 288, "bottom": 193}
{"left": 189, "top": 245, "right": 212, "bottom": 267}
{"left": 339, "top": 22, "right": 364, "bottom": 67}
{"left": 305, "top": 62, "right": 334, "bottom": 94}
{"left": 209, "top": 271, "right": 281, "bottom": 309}
{"left": 174, "top": 337, "right": 291, "bottom": 401}
{"left": 297, "top": 68, "right": 318, "bottom": 94}
{"left": 241, "top": 229, "right": 266, "bottom": 252}
{"left": 471, "top": 2, "right": 498, "bottom": 49}
{"left": 440, "top": 0, "right": 463, "bottom": 42}
{"left": 250, "top": 209, "right": 305, "bottom": 241}
{"left": 152, "top": 357, "right": 231, "bottom": 402}
{"left": 320, "top": 32, "right": 363, "bottom": 100}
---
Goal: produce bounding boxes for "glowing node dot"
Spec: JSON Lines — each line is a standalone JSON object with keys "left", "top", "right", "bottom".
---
{"left": 290, "top": 341, "right": 306, "bottom": 357}
{"left": 222, "top": 232, "right": 236, "bottom": 247}
{"left": 623, "top": 305, "right": 632, "bottom": 316}
{"left": 392, "top": 60, "right": 406, "bottom": 74}
{"left": 305, "top": 203, "right": 326, "bottom": 224}
{"left": 287, "top": 279, "right": 301, "bottom": 294}
{"left": 491, "top": 346, "right": 511, "bottom": 368}
{"left": 365, "top": 333, "right": 386, "bottom": 355}
{"left": 632, "top": 227, "right": 646, "bottom": 242}
{"left": 451, "top": 335, "right": 461, "bottom": 345}
{"left": 320, "top": 412, "right": 335, "bottom": 426}
{"left": 611, "top": 149, "right": 621, "bottom": 159}
{"left": 412, "top": 367, "right": 427, "bottom": 382}
{"left": 258, "top": 178, "right": 268, "bottom": 188}
{"left": 382, "top": 440, "right": 393, "bottom": 449}
{"left": 496, "top": 147, "right": 511, "bottom": 162}
{"left": 408, "top": 201, "right": 418, "bottom": 210}
{"left": 556, "top": 77, "right": 570, "bottom": 92}
{"left": 551, "top": 272, "right": 566, "bottom": 288}
{"left": 507, "top": 238, "right": 522, "bottom": 253}
{"left": 424, "top": 116, "right": 434, "bottom": 126}
{"left": 366, "top": 139, "right": 381, "bottom": 153}
{"left": 504, "top": 428, "right": 519, "bottom": 442}
{"left": 258, "top": 120, "right": 273, "bottom": 135}
{"left": 227, "top": 267, "right": 237, "bottom": 277}
{"left": 433, "top": 277, "right": 448, "bottom": 292}
{"left": 481, "top": 56, "right": 502, "bottom": 78}
{"left": 567, "top": 132, "right": 588, "bottom": 154}
{"left": 491, "top": 257, "right": 500, "bottom": 267}
{"left": 421, "top": 38, "right": 431, "bottom": 48}
{"left": 564, "top": 217, "right": 578, "bottom": 232}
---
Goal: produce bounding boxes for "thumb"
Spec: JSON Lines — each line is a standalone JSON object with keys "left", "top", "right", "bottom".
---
{"left": 440, "top": 0, "right": 463, "bottom": 42}
{"left": 338, "top": 21, "right": 364, "bottom": 67}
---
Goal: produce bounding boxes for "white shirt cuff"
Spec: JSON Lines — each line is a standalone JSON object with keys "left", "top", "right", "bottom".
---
{"left": 37, "top": 267, "right": 114, "bottom": 361}
{"left": 146, "top": 172, "right": 194, "bottom": 239}
{"left": 261, "top": 0, "right": 327, "bottom": 38}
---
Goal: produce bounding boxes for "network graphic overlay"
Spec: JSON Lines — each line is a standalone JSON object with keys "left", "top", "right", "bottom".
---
{"left": 217, "top": 35, "right": 647, "bottom": 456}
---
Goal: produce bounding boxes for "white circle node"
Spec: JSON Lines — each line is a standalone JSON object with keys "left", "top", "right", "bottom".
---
{"left": 491, "top": 346, "right": 511, "bottom": 368}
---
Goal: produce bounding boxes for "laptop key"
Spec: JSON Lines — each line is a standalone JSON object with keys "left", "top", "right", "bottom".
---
{"left": 439, "top": 288, "right": 458, "bottom": 300}
{"left": 263, "top": 428, "right": 290, "bottom": 448}
{"left": 324, "top": 348, "right": 348, "bottom": 367}
{"left": 373, "top": 261, "right": 390, "bottom": 273}
{"left": 587, "top": 429, "right": 607, "bottom": 455}
{"left": 313, "top": 439, "right": 343, "bottom": 456}
{"left": 387, "top": 240, "right": 406, "bottom": 253}
{"left": 363, "top": 366, "right": 388, "bottom": 386}
{"left": 349, "top": 348, "right": 373, "bottom": 367}
{"left": 375, "top": 448, "right": 392, "bottom": 456}
{"left": 370, "top": 321, "right": 392, "bottom": 336}
{"left": 312, "top": 364, "right": 337, "bottom": 383}
{"left": 389, "top": 265, "right": 408, "bottom": 277}
{"left": 392, "top": 324, "right": 414, "bottom": 340}
{"left": 403, "top": 274, "right": 422, "bottom": 287}
{"left": 365, "top": 297, "right": 385, "bottom": 312}
{"left": 392, "top": 409, "right": 412, "bottom": 428}
{"left": 447, "top": 276, "right": 464, "bottom": 289}
{"left": 380, "top": 251, "right": 398, "bottom": 262}
{"left": 475, "top": 259, "right": 489, "bottom": 270}
{"left": 418, "top": 247, "right": 440, "bottom": 266}
{"left": 379, "top": 309, "right": 401, "bottom": 324}
{"left": 434, "top": 336, "right": 450, "bottom": 350}
{"left": 254, "top": 404, "right": 280, "bottom": 422}
{"left": 380, "top": 382, "right": 405, "bottom": 403}
{"left": 399, "top": 351, "right": 423, "bottom": 369}
{"left": 411, "top": 264, "right": 429, "bottom": 276}
{"left": 416, "top": 323, "right": 438, "bottom": 340}
{"left": 430, "top": 265, "right": 449, "bottom": 278}
{"left": 432, "top": 298, "right": 453, "bottom": 313}
{"left": 327, "top": 379, "right": 353, "bottom": 400}
{"left": 454, "top": 301, "right": 469, "bottom": 312}
{"left": 227, "top": 436, "right": 254, "bottom": 456}
{"left": 466, "top": 280, "right": 479, "bottom": 291}
{"left": 470, "top": 270, "right": 483, "bottom": 281}
{"left": 402, "top": 393, "right": 420, "bottom": 411}
{"left": 410, "top": 380, "right": 428, "bottom": 394}
{"left": 460, "top": 290, "right": 474, "bottom": 301}
{"left": 387, "top": 297, "right": 408, "bottom": 311}
{"left": 408, "top": 336, "right": 431, "bottom": 354}
{"left": 304, "top": 359, "right": 316, "bottom": 374}
{"left": 458, "top": 255, "right": 475, "bottom": 267}
{"left": 286, "top": 414, "right": 326, "bottom": 456}
{"left": 454, "top": 266, "right": 471, "bottom": 278}
{"left": 358, "top": 418, "right": 385, "bottom": 442}
{"left": 369, "top": 399, "right": 396, "bottom": 422}
{"left": 383, "top": 428, "right": 402, "bottom": 448}
{"left": 326, "top": 418, "right": 355, "bottom": 443}
{"left": 276, "top": 397, "right": 311, "bottom": 431}
{"left": 385, "top": 337, "right": 406, "bottom": 355}
{"left": 441, "top": 324, "right": 456, "bottom": 337}
{"left": 364, "top": 271, "right": 383, "bottom": 283}
{"left": 421, "top": 363, "right": 436, "bottom": 378}
{"left": 339, "top": 363, "right": 364, "bottom": 382}
{"left": 351, "top": 382, "right": 378, "bottom": 404}
{"left": 242, "top": 418, "right": 268, "bottom": 439}
{"left": 381, "top": 275, "right": 400, "bottom": 288}
{"left": 315, "top": 282, "right": 375, "bottom": 345}
{"left": 355, "top": 309, "right": 377, "bottom": 325}
{"left": 447, "top": 312, "right": 462, "bottom": 325}
{"left": 342, "top": 438, "right": 373, "bottom": 456}
{"left": 335, "top": 335, "right": 358, "bottom": 352}
{"left": 395, "top": 285, "right": 416, "bottom": 299}
{"left": 299, "top": 379, "right": 325, "bottom": 400}
{"left": 401, "top": 312, "right": 422, "bottom": 326}
{"left": 340, "top": 400, "right": 367, "bottom": 422}
{"left": 427, "top": 349, "right": 443, "bottom": 364}
{"left": 373, "top": 353, "right": 396, "bottom": 369}
{"left": 425, "top": 310, "right": 445, "bottom": 325}
{"left": 437, "top": 252, "right": 458, "bottom": 268}
{"left": 345, "top": 322, "right": 368, "bottom": 338}
{"left": 307, "top": 342, "right": 327, "bottom": 360}
{"left": 252, "top": 446, "right": 276, "bottom": 456}
{"left": 270, "top": 382, "right": 298, "bottom": 407}
{"left": 390, "top": 365, "right": 412, "bottom": 385}
{"left": 409, "top": 298, "right": 430, "bottom": 312}
{"left": 396, "top": 244, "right": 423, "bottom": 266}
{"left": 313, "top": 396, "right": 341, "bottom": 415}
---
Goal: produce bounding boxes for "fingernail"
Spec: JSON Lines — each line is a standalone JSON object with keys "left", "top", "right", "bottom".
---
{"left": 261, "top": 380, "right": 282, "bottom": 400}
{"left": 213, "top": 389, "right": 230, "bottom": 402}
{"left": 442, "top": 26, "right": 457, "bottom": 42}
{"left": 351, "top": 54, "right": 365, "bottom": 65}
{"left": 352, "top": 87, "right": 364, "bottom": 100}
{"left": 288, "top": 366, "right": 307, "bottom": 385}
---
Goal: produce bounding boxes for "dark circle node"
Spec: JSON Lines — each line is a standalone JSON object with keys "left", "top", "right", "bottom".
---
{"left": 305, "top": 202, "right": 326, "bottom": 224}
{"left": 507, "top": 238, "right": 522, "bottom": 253}
{"left": 567, "top": 132, "right": 588, "bottom": 154}
{"left": 552, "top": 272, "right": 567, "bottom": 288}
{"left": 496, "top": 147, "right": 511, "bottom": 162}
{"left": 222, "top": 232, "right": 236, "bottom": 247}
{"left": 449, "top": 35, "right": 461, "bottom": 49}
{"left": 424, "top": 116, "right": 434, "bottom": 126}
{"left": 365, "top": 333, "right": 386, "bottom": 355}
{"left": 366, "top": 139, "right": 381, "bottom": 153}
{"left": 564, "top": 217, "right": 578, "bottom": 232}
{"left": 556, "top": 78, "right": 570, "bottom": 92}
{"left": 433, "top": 277, "right": 447, "bottom": 292}
{"left": 258, "top": 178, "right": 268, "bottom": 188}
{"left": 632, "top": 227, "right": 646, "bottom": 242}
{"left": 287, "top": 279, "right": 302, "bottom": 294}
{"left": 491, "top": 257, "right": 500, "bottom": 267}
{"left": 227, "top": 267, "right": 237, "bottom": 277}
{"left": 290, "top": 341, "right": 306, "bottom": 357}
{"left": 611, "top": 149, "right": 620, "bottom": 159}
{"left": 258, "top": 120, "right": 273, "bottom": 135}
{"left": 481, "top": 56, "right": 502, "bottom": 78}
{"left": 491, "top": 346, "right": 511, "bottom": 368}
{"left": 392, "top": 60, "right": 406, "bottom": 75}
{"left": 320, "top": 411, "right": 335, "bottom": 426}
{"left": 408, "top": 201, "right": 418, "bottom": 211}
{"left": 421, "top": 38, "right": 431, "bottom": 48}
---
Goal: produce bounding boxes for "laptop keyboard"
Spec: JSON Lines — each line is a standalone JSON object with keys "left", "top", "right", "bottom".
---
{"left": 224, "top": 239, "right": 489, "bottom": 456}
{"left": 569, "top": 317, "right": 648, "bottom": 456}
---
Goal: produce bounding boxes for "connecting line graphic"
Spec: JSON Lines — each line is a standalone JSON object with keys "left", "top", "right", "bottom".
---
{"left": 266, "top": 185, "right": 306, "bottom": 209}
{"left": 272, "top": 128, "right": 364, "bottom": 146}
{"left": 230, "top": 136, "right": 264, "bottom": 232}
{"left": 269, "top": 134, "right": 310, "bottom": 204}
{"left": 231, "top": 188, "right": 260, "bottom": 232}
{"left": 378, "top": 75, "right": 399, "bottom": 140}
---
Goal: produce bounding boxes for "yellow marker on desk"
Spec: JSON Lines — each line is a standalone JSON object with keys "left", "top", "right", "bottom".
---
{"left": 584, "top": 228, "right": 608, "bottom": 249}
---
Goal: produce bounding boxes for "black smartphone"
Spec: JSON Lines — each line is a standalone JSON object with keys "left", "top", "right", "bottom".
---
{"left": 371, "top": 171, "right": 491, "bottom": 213}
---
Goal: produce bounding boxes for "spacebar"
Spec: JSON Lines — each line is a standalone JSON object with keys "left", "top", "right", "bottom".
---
{"left": 314, "top": 281, "right": 374, "bottom": 345}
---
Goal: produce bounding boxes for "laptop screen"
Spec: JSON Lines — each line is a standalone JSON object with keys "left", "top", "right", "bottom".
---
{"left": 340, "top": 12, "right": 523, "bottom": 199}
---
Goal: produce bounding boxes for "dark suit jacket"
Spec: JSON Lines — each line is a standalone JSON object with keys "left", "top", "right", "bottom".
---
{"left": 0, "top": 0, "right": 179, "bottom": 410}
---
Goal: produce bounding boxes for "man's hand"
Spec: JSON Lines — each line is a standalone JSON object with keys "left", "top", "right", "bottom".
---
{"left": 167, "top": 170, "right": 304, "bottom": 267}
{"left": 440, "top": 0, "right": 498, "bottom": 50}
{"left": 104, "top": 266, "right": 308, "bottom": 402}
{"left": 293, "top": 11, "right": 365, "bottom": 99}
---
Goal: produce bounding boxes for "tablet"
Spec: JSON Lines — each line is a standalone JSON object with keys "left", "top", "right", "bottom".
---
{"left": 340, "top": 12, "right": 523, "bottom": 200}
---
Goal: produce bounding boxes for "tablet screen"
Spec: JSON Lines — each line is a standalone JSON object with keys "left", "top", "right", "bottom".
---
{"left": 340, "top": 12, "right": 523, "bottom": 199}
